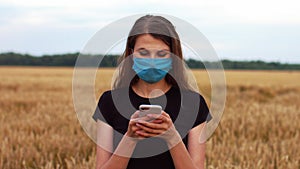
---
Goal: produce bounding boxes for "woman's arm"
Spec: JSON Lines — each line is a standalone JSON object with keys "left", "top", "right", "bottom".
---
{"left": 168, "top": 122, "right": 206, "bottom": 169}
{"left": 96, "top": 121, "right": 113, "bottom": 169}
{"left": 96, "top": 136, "right": 137, "bottom": 169}
{"left": 96, "top": 111, "right": 143, "bottom": 169}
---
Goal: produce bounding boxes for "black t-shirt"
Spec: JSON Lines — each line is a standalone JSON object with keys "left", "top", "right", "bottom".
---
{"left": 92, "top": 85, "right": 211, "bottom": 169}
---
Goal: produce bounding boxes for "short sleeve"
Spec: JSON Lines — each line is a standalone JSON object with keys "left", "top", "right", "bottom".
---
{"left": 92, "top": 91, "right": 115, "bottom": 126}
{"left": 192, "top": 94, "right": 212, "bottom": 128}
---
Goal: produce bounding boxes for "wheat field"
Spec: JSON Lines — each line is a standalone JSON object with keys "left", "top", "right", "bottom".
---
{"left": 0, "top": 66, "right": 299, "bottom": 169}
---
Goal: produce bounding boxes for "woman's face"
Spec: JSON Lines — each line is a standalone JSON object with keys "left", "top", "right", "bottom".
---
{"left": 133, "top": 34, "right": 171, "bottom": 59}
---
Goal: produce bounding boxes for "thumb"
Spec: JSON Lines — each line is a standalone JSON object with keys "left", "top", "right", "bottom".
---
{"left": 131, "top": 110, "right": 140, "bottom": 119}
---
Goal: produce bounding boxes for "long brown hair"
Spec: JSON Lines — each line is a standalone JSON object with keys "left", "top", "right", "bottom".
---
{"left": 112, "top": 15, "right": 193, "bottom": 90}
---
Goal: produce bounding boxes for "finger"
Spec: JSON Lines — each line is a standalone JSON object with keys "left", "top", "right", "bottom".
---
{"left": 146, "top": 113, "right": 160, "bottom": 119}
{"left": 137, "top": 120, "right": 167, "bottom": 130}
{"left": 130, "top": 118, "right": 139, "bottom": 125}
{"left": 136, "top": 123, "right": 163, "bottom": 134}
{"left": 148, "top": 111, "right": 171, "bottom": 119}
{"left": 151, "top": 119, "right": 163, "bottom": 123}
{"left": 131, "top": 116, "right": 153, "bottom": 123}
{"left": 135, "top": 130, "right": 160, "bottom": 138}
{"left": 132, "top": 125, "right": 142, "bottom": 132}
{"left": 147, "top": 114, "right": 169, "bottom": 123}
{"left": 131, "top": 111, "right": 140, "bottom": 119}
{"left": 160, "top": 112, "right": 173, "bottom": 124}
{"left": 131, "top": 127, "right": 147, "bottom": 136}
{"left": 161, "top": 111, "right": 171, "bottom": 118}
{"left": 139, "top": 115, "right": 154, "bottom": 121}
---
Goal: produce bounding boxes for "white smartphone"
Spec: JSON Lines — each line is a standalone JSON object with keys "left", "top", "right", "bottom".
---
{"left": 138, "top": 104, "right": 162, "bottom": 117}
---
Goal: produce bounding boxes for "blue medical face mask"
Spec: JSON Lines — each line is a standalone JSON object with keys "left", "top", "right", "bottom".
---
{"left": 132, "top": 57, "right": 172, "bottom": 84}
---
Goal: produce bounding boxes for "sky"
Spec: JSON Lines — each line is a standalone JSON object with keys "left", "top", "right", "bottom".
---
{"left": 0, "top": 0, "right": 300, "bottom": 63}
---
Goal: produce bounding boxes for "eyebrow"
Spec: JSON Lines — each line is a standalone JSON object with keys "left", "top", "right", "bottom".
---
{"left": 136, "top": 48, "right": 170, "bottom": 51}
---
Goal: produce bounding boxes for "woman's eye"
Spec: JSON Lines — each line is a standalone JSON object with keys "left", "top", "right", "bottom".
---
{"left": 139, "top": 50, "right": 149, "bottom": 56}
{"left": 157, "top": 51, "right": 168, "bottom": 57}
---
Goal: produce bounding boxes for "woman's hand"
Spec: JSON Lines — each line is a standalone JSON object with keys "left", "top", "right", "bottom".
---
{"left": 125, "top": 111, "right": 144, "bottom": 140}
{"left": 135, "top": 111, "right": 182, "bottom": 147}
{"left": 125, "top": 111, "right": 163, "bottom": 140}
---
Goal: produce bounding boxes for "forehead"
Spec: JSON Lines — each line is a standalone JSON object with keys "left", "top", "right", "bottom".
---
{"left": 134, "top": 34, "right": 170, "bottom": 50}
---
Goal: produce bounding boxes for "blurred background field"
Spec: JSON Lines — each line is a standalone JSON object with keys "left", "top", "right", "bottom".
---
{"left": 0, "top": 66, "right": 299, "bottom": 169}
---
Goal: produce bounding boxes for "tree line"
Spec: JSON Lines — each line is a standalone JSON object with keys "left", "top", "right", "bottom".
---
{"left": 0, "top": 52, "right": 299, "bottom": 70}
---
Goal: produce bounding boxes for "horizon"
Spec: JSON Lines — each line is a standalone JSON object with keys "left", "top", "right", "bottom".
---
{"left": 1, "top": 51, "right": 299, "bottom": 65}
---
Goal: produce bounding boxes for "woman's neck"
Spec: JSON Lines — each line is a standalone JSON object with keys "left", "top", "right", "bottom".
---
{"left": 132, "top": 79, "right": 171, "bottom": 98}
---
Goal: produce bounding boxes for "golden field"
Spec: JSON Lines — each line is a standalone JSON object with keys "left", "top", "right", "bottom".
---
{"left": 0, "top": 66, "right": 299, "bottom": 169}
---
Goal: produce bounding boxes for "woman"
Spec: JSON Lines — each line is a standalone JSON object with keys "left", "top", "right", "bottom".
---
{"left": 93, "top": 15, "right": 211, "bottom": 169}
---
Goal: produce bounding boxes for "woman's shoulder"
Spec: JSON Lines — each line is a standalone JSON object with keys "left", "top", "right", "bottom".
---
{"left": 181, "top": 89, "right": 212, "bottom": 125}
{"left": 98, "top": 90, "right": 112, "bottom": 102}
{"left": 98, "top": 88, "right": 129, "bottom": 103}
{"left": 101, "top": 90, "right": 112, "bottom": 96}
{"left": 93, "top": 89, "right": 123, "bottom": 125}
{"left": 176, "top": 87, "right": 207, "bottom": 102}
